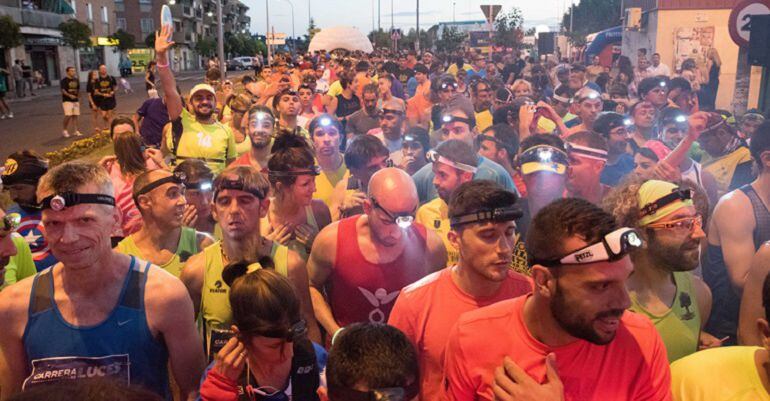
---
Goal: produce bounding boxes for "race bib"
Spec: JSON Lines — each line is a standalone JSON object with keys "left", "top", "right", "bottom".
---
{"left": 208, "top": 328, "right": 234, "bottom": 362}
{"left": 22, "top": 354, "right": 130, "bottom": 390}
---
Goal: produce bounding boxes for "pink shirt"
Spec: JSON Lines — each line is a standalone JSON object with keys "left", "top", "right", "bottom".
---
{"left": 388, "top": 268, "right": 531, "bottom": 401}
{"left": 443, "top": 295, "right": 672, "bottom": 401}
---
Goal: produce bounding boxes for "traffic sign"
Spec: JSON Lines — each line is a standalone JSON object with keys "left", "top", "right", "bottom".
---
{"left": 729, "top": 0, "right": 770, "bottom": 47}
{"left": 480, "top": 4, "right": 501, "bottom": 24}
{"left": 390, "top": 28, "right": 402, "bottom": 40}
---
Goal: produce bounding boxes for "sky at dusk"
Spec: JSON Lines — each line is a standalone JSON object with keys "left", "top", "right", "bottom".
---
{"left": 243, "top": 0, "right": 569, "bottom": 39}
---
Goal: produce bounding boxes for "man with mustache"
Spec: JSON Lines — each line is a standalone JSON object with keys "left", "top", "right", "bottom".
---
{"left": 443, "top": 198, "right": 670, "bottom": 400}
{"left": 115, "top": 170, "right": 214, "bottom": 278}
{"left": 604, "top": 179, "right": 718, "bottom": 362}
{"left": 229, "top": 105, "right": 275, "bottom": 172}
{"left": 155, "top": 25, "right": 236, "bottom": 174}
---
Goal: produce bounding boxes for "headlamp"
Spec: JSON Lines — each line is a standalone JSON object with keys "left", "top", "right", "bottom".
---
{"left": 213, "top": 177, "right": 265, "bottom": 200}
{"left": 674, "top": 115, "right": 687, "bottom": 123}
{"left": 41, "top": 192, "right": 116, "bottom": 211}
{"left": 186, "top": 180, "right": 213, "bottom": 191}
{"left": 440, "top": 81, "right": 458, "bottom": 91}
{"left": 532, "top": 227, "right": 643, "bottom": 267}
{"left": 623, "top": 118, "right": 633, "bottom": 126}
{"left": 426, "top": 150, "right": 477, "bottom": 174}
{"left": 450, "top": 207, "right": 522, "bottom": 228}
{"left": 133, "top": 171, "right": 187, "bottom": 200}
{"left": 519, "top": 145, "right": 569, "bottom": 176}
{"left": 659, "top": 81, "right": 667, "bottom": 88}
{"left": 254, "top": 112, "right": 272, "bottom": 122}
{"left": 268, "top": 165, "right": 322, "bottom": 178}
{"left": 440, "top": 114, "right": 472, "bottom": 128}
{"left": 371, "top": 197, "right": 416, "bottom": 229}
{"left": 639, "top": 188, "right": 693, "bottom": 218}
{"left": 565, "top": 142, "right": 608, "bottom": 162}
{"left": 320, "top": 116, "right": 332, "bottom": 127}
{"left": 0, "top": 213, "right": 20, "bottom": 235}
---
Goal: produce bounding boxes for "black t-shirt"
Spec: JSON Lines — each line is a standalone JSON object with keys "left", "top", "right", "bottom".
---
{"left": 335, "top": 93, "right": 361, "bottom": 119}
{"left": 94, "top": 75, "right": 116, "bottom": 97}
{"left": 398, "top": 67, "right": 414, "bottom": 86}
{"left": 21, "top": 65, "right": 31, "bottom": 79}
{"left": 501, "top": 63, "right": 518, "bottom": 83}
{"left": 60, "top": 77, "right": 79, "bottom": 102}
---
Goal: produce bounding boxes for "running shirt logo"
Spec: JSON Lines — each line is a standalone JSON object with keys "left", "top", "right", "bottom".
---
{"left": 22, "top": 354, "right": 130, "bottom": 390}
{"left": 210, "top": 280, "right": 227, "bottom": 293}
{"left": 358, "top": 287, "right": 399, "bottom": 323}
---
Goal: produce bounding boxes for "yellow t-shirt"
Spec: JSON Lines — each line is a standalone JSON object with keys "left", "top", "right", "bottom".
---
{"left": 702, "top": 147, "right": 753, "bottom": 197}
{"left": 416, "top": 197, "right": 457, "bottom": 267}
{"left": 445, "top": 64, "right": 473, "bottom": 77}
{"left": 167, "top": 109, "right": 237, "bottom": 174}
{"left": 326, "top": 80, "right": 342, "bottom": 98}
{"left": 475, "top": 109, "right": 493, "bottom": 132}
{"left": 671, "top": 346, "right": 770, "bottom": 401}
{"left": 314, "top": 161, "right": 349, "bottom": 208}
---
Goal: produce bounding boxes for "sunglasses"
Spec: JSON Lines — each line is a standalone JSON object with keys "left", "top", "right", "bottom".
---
{"left": 647, "top": 215, "right": 702, "bottom": 232}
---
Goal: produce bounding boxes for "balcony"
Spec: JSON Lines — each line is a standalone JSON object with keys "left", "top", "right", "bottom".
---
{"left": 0, "top": 5, "right": 68, "bottom": 29}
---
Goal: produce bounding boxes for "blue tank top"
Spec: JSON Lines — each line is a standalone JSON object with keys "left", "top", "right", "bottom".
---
{"left": 22, "top": 257, "right": 170, "bottom": 399}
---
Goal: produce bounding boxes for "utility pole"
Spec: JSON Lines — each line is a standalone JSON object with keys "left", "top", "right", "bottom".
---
{"left": 415, "top": 0, "right": 420, "bottom": 52}
{"left": 216, "top": 0, "right": 225, "bottom": 76}
{"left": 283, "top": 0, "right": 295, "bottom": 53}
{"left": 452, "top": 1, "right": 456, "bottom": 23}
{"left": 378, "top": 0, "right": 381, "bottom": 30}
{"left": 266, "top": 0, "right": 271, "bottom": 62}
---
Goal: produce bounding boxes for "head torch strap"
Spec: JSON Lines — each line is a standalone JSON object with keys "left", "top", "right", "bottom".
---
{"left": 185, "top": 180, "right": 213, "bottom": 191}
{"left": 268, "top": 166, "right": 321, "bottom": 177}
{"left": 566, "top": 143, "right": 608, "bottom": 161}
{"left": 520, "top": 145, "right": 569, "bottom": 165}
{"left": 441, "top": 115, "right": 472, "bottom": 128}
{"left": 450, "top": 207, "right": 523, "bottom": 228}
{"left": 427, "top": 150, "right": 477, "bottom": 174}
{"left": 534, "top": 227, "right": 642, "bottom": 266}
{"left": 133, "top": 173, "right": 186, "bottom": 199}
{"left": 214, "top": 178, "right": 265, "bottom": 200}
{"left": 639, "top": 188, "right": 692, "bottom": 218}
{"left": 41, "top": 193, "right": 116, "bottom": 211}
{"left": 699, "top": 119, "right": 727, "bottom": 136}
{"left": 552, "top": 94, "right": 570, "bottom": 103}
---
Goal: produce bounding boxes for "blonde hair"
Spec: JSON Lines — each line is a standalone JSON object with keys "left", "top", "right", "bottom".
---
{"left": 37, "top": 161, "right": 114, "bottom": 202}
{"left": 510, "top": 79, "right": 533, "bottom": 93}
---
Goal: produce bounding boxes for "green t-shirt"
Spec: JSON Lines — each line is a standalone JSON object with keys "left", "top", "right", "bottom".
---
{"left": 167, "top": 109, "right": 237, "bottom": 174}
{"left": 2, "top": 234, "right": 37, "bottom": 289}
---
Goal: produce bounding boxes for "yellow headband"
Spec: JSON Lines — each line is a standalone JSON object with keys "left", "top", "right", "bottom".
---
{"left": 638, "top": 180, "right": 693, "bottom": 226}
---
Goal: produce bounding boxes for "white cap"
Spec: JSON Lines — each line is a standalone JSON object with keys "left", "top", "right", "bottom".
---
{"left": 190, "top": 83, "right": 216, "bottom": 97}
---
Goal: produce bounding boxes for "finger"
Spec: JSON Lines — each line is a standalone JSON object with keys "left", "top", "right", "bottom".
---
{"left": 502, "top": 356, "right": 534, "bottom": 386}
{"left": 218, "top": 336, "right": 239, "bottom": 357}
{"left": 492, "top": 383, "right": 515, "bottom": 401}
{"left": 493, "top": 365, "right": 517, "bottom": 394}
{"left": 544, "top": 353, "right": 562, "bottom": 385}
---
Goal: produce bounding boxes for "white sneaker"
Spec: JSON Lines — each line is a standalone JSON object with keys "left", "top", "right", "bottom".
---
{"left": 0, "top": 114, "right": 5, "bottom": 120}
{"left": 74, "top": 131, "right": 83, "bottom": 136}
{"left": 6, "top": 113, "right": 12, "bottom": 119}
{"left": 62, "top": 130, "right": 70, "bottom": 138}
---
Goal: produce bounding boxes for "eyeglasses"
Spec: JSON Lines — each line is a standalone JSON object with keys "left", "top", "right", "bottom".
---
{"left": 647, "top": 215, "right": 703, "bottom": 232}
{"left": 370, "top": 196, "right": 415, "bottom": 228}
{"left": 532, "top": 227, "right": 643, "bottom": 267}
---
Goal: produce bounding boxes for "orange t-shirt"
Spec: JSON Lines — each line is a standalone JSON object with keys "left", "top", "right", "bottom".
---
{"left": 442, "top": 295, "right": 672, "bottom": 401}
{"left": 388, "top": 268, "right": 531, "bottom": 401}
{"left": 406, "top": 92, "right": 432, "bottom": 127}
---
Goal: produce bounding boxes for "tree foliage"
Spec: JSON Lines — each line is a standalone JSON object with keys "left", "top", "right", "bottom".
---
{"left": 562, "top": 0, "right": 622, "bottom": 44}
{"left": 195, "top": 37, "right": 217, "bottom": 57}
{"left": 0, "top": 15, "right": 23, "bottom": 49}
{"left": 58, "top": 19, "right": 92, "bottom": 50}
{"left": 493, "top": 7, "right": 524, "bottom": 49}
{"left": 368, "top": 29, "right": 391, "bottom": 50}
{"left": 225, "top": 32, "right": 266, "bottom": 57}
{"left": 435, "top": 26, "right": 466, "bottom": 53}
{"left": 144, "top": 32, "right": 156, "bottom": 49}
{"left": 400, "top": 29, "right": 433, "bottom": 52}
{"left": 307, "top": 18, "right": 320, "bottom": 40}
{"left": 110, "top": 29, "right": 136, "bottom": 51}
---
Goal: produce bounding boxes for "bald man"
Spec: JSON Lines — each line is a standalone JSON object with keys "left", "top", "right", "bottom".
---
{"left": 308, "top": 168, "right": 447, "bottom": 338}
{"left": 115, "top": 170, "right": 214, "bottom": 278}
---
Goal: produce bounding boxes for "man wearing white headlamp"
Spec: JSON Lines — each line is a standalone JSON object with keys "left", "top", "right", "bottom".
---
{"left": 229, "top": 105, "right": 275, "bottom": 172}
{"left": 566, "top": 87, "right": 604, "bottom": 136}
{"left": 443, "top": 198, "right": 670, "bottom": 401}
{"left": 416, "top": 139, "right": 479, "bottom": 266}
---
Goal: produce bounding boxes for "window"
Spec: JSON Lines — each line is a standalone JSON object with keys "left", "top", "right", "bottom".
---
{"left": 101, "top": 6, "right": 108, "bottom": 23}
{"left": 140, "top": 18, "right": 154, "bottom": 34}
{"left": 86, "top": 2, "right": 92, "bottom": 20}
{"left": 117, "top": 17, "right": 126, "bottom": 30}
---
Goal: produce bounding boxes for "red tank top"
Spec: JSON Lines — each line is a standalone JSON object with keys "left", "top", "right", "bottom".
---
{"left": 330, "top": 216, "right": 429, "bottom": 327}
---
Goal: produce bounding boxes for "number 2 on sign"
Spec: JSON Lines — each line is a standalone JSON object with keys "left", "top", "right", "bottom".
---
{"left": 196, "top": 132, "right": 212, "bottom": 148}
{"left": 742, "top": 14, "right": 752, "bottom": 32}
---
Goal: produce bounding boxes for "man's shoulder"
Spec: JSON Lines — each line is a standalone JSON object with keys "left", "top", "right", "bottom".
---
{"left": 456, "top": 296, "right": 521, "bottom": 332}
{"left": 400, "top": 268, "right": 449, "bottom": 298}
{"left": 616, "top": 310, "right": 664, "bottom": 350}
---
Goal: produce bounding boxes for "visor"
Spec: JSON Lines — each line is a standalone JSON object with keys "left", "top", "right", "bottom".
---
{"left": 565, "top": 142, "right": 608, "bottom": 162}
{"left": 41, "top": 192, "right": 116, "bottom": 211}
{"left": 213, "top": 177, "right": 265, "bottom": 200}
{"left": 268, "top": 165, "right": 322, "bottom": 178}
{"left": 133, "top": 171, "right": 187, "bottom": 200}
{"left": 450, "top": 207, "right": 522, "bottom": 229}
{"left": 533, "top": 227, "right": 643, "bottom": 267}
{"left": 426, "top": 150, "right": 477, "bottom": 174}
{"left": 519, "top": 145, "right": 568, "bottom": 175}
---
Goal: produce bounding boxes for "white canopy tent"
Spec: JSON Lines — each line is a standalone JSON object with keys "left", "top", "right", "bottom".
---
{"left": 308, "top": 26, "right": 374, "bottom": 53}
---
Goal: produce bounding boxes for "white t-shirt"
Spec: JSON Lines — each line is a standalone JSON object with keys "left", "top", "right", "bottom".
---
{"left": 648, "top": 63, "right": 671, "bottom": 77}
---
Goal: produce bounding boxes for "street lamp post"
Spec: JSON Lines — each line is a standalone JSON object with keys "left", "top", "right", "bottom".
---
{"left": 283, "top": 0, "right": 295, "bottom": 53}
{"left": 216, "top": 0, "right": 225, "bottom": 76}
{"left": 415, "top": 0, "right": 419, "bottom": 53}
{"left": 266, "top": 0, "right": 271, "bottom": 62}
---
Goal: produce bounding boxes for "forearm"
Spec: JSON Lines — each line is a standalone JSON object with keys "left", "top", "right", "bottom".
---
{"left": 309, "top": 286, "right": 340, "bottom": 334}
{"left": 156, "top": 52, "right": 183, "bottom": 119}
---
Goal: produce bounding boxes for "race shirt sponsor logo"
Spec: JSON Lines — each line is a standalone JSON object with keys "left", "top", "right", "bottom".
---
{"left": 22, "top": 354, "right": 130, "bottom": 389}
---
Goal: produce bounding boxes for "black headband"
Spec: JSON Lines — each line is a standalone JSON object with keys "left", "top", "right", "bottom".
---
{"left": 268, "top": 165, "right": 321, "bottom": 178}
{"left": 41, "top": 192, "right": 116, "bottom": 211}
{"left": 450, "top": 207, "right": 522, "bottom": 228}
{"left": 441, "top": 115, "right": 472, "bottom": 128}
{"left": 133, "top": 171, "right": 187, "bottom": 201}
{"left": 640, "top": 188, "right": 693, "bottom": 218}
{"left": 214, "top": 177, "right": 265, "bottom": 200}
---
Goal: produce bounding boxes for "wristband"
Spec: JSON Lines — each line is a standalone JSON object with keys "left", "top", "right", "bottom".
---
{"left": 156, "top": 60, "right": 169, "bottom": 69}
{"left": 331, "top": 327, "right": 345, "bottom": 345}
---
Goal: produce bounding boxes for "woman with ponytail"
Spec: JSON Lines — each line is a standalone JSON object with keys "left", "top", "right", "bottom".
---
{"left": 200, "top": 266, "right": 325, "bottom": 401}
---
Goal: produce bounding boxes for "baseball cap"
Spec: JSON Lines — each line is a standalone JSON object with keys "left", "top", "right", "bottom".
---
{"left": 414, "top": 63, "right": 429, "bottom": 74}
{"left": 190, "top": 83, "right": 216, "bottom": 97}
{"left": 2, "top": 152, "right": 49, "bottom": 186}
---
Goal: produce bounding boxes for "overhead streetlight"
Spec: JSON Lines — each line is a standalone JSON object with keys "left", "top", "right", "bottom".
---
{"left": 168, "top": 0, "right": 176, "bottom": 5}
{"left": 282, "top": 0, "right": 295, "bottom": 53}
{"left": 207, "top": 10, "right": 213, "bottom": 17}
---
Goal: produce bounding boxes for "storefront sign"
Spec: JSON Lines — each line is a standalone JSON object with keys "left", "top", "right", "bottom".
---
{"left": 91, "top": 37, "right": 119, "bottom": 47}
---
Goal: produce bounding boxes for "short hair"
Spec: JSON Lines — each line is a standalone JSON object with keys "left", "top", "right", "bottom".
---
{"left": 668, "top": 77, "right": 692, "bottom": 93}
{"left": 448, "top": 180, "right": 518, "bottom": 223}
{"left": 110, "top": 116, "right": 136, "bottom": 137}
{"left": 554, "top": 84, "right": 575, "bottom": 101}
{"left": 608, "top": 83, "right": 629, "bottom": 98}
{"left": 309, "top": 114, "right": 343, "bottom": 137}
{"left": 213, "top": 165, "right": 270, "bottom": 202}
{"left": 65, "top": 66, "right": 75, "bottom": 72}
{"left": 326, "top": 323, "right": 418, "bottom": 398}
{"left": 483, "top": 123, "right": 519, "bottom": 155}
{"left": 37, "top": 161, "right": 113, "bottom": 202}
{"left": 750, "top": 121, "right": 770, "bottom": 171}
{"left": 519, "top": 133, "right": 566, "bottom": 154}
{"left": 362, "top": 83, "right": 379, "bottom": 97}
{"left": 174, "top": 158, "right": 214, "bottom": 184}
{"left": 241, "top": 75, "right": 255, "bottom": 85}
{"left": 570, "top": 63, "right": 587, "bottom": 73}
{"left": 434, "top": 139, "right": 478, "bottom": 170}
{"left": 267, "top": 134, "right": 316, "bottom": 187}
{"left": 355, "top": 60, "right": 370, "bottom": 72}
{"left": 344, "top": 135, "right": 389, "bottom": 170}
{"left": 378, "top": 73, "right": 393, "bottom": 84}
{"left": 638, "top": 76, "right": 667, "bottom": 98}
{"left": 272, "top": 89, "right": 298, "bottom": 110}
{"left": 565, "top": 130, "right": 608, "bottom": 152}
{"left": 526, "top": 198, "right": 619, "bottom": 266}
{"left": 205, "top": 67, "right": 221, "bottom": 82}
{"left": 629, "top": 100, "right": 655, "bottom": 116}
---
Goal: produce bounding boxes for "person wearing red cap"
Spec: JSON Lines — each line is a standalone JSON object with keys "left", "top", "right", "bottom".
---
{"left": 155, "top": 25, "right": 236, "bottom": 174}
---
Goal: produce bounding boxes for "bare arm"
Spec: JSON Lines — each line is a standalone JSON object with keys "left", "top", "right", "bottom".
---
{"left": 285, "top": 250, "right": 322, "bottom": 344}
{"left": 0, "top": 280, "right": 34, "bottom": 400}
{"left": 693, "top": 276, "right": 712, "bottom": 329}
{"left": 180, "top": 251, "right": 206, "bottom": 319}
{"left": 711, "top": 193, "right": 757, "bottom": 293}
{"left": 145, "top": 267, "right": 205, "bottom": 401}
{"left": 307, "top": 223, "right": 341, "bottom": 335}
{"left": 311, "top": 199, "right": 332, "bottom": 231}
{"left": 154, "top": 25, "right": 183, "bottom": 121}
{"left": 425, "top": 229, "right": 448, "bottom": 273}
{"left": 739, "top": 244, "right": 770, "bottom": 346}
